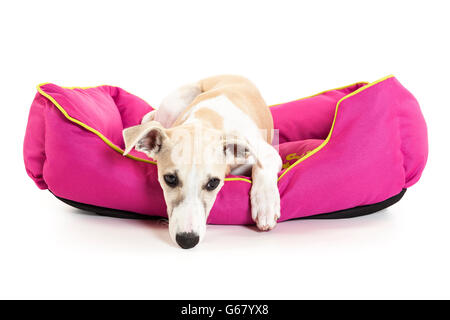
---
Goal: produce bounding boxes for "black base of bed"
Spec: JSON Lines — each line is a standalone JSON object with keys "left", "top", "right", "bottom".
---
{"left": 52, "top": 189, "right": 406, "bottom": 222}
{"left": 304, "top": 189, "right": 406, "bottom": 219}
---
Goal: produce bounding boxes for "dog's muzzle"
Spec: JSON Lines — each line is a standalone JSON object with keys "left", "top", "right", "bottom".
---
{"left": 175, "top": 232, "right": 200, "bottom": 249}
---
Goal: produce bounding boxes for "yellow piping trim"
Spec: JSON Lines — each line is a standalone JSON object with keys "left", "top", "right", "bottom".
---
{"left": 37, "top": 83, "right": 250, "bottom": 183}
{"left": 277, "top": 74, "right": 395, "bottom": 181}
{"left": 268, "top": 81, "right": 369, "bottom": 108}
{"left": 37, "top": 76, "right": 394, "bottom": 185}
{"left": 37, "top": 83, "right": 157, "bottom": 165}
{"left": 223, "top": 177, "right": 253, "bottom": 183}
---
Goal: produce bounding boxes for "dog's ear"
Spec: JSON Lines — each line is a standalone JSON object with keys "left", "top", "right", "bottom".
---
{"left": 122, "top": 121, "right": 168, "bottom": 158}
{"left": 222, "top": 134, "right": 262, "bottom": 168}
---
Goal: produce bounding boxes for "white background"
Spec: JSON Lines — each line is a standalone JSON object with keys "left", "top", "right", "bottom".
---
{"left": 0, "top": 0, "right": 448, "bottom": 299}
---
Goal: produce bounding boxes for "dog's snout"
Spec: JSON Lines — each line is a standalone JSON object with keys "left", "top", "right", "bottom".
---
{"left": 175, "top": 232, "right": 200, "bottom": 249}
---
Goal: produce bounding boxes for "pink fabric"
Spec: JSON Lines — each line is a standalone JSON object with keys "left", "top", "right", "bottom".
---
{"left": 277, "top": 139, "right": 324, "bottom": 170}
{"left": 23, "top": 77, "right": 428, "bottom": 224}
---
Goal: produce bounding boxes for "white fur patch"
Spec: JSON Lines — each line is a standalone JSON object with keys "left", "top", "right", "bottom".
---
{"left": 186, "top": 95, "right": 261, "bottom": 141}
{"left": 168, "top": 165, "right": 207, "bottom": 244}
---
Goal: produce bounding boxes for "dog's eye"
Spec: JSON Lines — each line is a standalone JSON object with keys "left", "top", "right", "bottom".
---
{"left": 205, "top": 178, "right": 220, "bottom": 191}
{"left": 163, "top": 174, "right": 178, "bottom": 188}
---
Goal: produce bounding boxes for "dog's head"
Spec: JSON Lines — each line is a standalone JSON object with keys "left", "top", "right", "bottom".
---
{"left": 123, "top": 120, "right": 258, "bottom": 249}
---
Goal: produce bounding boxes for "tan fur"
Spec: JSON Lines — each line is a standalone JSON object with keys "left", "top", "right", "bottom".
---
{"left": 122, "top": 75, "right": 281, "bottom": 248}
{"left": 173, "top": 75, "right": 273, "bottom": 143}
{"left": 194, "top": 108, "right": 224, "bottom": 129}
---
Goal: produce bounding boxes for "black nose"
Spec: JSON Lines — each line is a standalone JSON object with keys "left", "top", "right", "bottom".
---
{"left": 176, "top": 232, "right": 200, "bottom": 249}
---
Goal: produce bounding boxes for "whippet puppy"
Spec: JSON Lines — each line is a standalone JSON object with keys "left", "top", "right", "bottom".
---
{"left": 123, "top": 75, "right": 282, "bottom": 249}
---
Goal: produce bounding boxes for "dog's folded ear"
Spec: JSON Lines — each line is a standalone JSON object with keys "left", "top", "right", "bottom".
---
{"left": 222, "top": 134, "right": 262, "bottom": 168}
{"left": 122, "top": 121, "right": 168, "bottom": 158}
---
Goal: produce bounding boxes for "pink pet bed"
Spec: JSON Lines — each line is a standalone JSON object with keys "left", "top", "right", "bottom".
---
{"left": 23, "top": 75, "right": 428, "bottom": 224}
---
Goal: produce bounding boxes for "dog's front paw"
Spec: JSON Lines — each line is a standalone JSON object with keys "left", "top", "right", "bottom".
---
{"left": 250, "top": 180, "right": 280, "bottom": 231}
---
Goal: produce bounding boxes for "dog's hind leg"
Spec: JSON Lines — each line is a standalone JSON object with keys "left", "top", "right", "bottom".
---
{"left": 142, "top": 83, "right": 202, "bottom": 128}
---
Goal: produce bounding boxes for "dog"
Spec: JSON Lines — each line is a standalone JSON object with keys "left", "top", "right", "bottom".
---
{"left": 122, "top": 75, "right": 282, "bottom": 249}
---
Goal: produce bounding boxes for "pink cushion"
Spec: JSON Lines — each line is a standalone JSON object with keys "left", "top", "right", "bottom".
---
{"left": 23, "top": 76, "right": 428, "bottom": 224}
